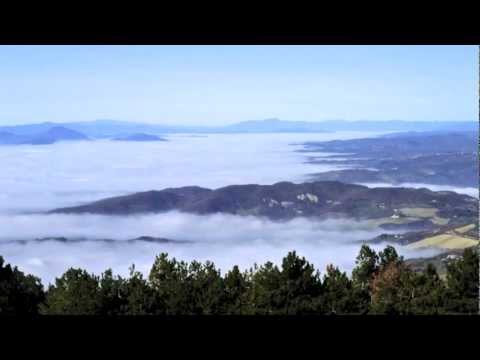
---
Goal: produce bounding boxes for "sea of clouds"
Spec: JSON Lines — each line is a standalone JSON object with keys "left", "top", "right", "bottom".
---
{"left": 0, "top": 132, "right": 380, "bottom": 214}
{"left": 0, "top": 132, "right": 469, "bottom": 284}
{"left": 0, "top": 212, "right": 443, "bottom": 285}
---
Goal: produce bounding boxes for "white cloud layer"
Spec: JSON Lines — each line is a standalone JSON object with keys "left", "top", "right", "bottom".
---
{"left": 0, "top": 212, "right": 441, "bottom": 285}
{"left": 0, "top": 132, "right": 384, "bottom": 213}
{"left": 358, "top": 182, "right": 479, "bottom": 198}
{"left": 0, "top": 132, "right": 468, "bottom": 284}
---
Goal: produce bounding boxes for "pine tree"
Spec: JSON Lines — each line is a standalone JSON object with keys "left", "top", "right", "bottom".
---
{"left": 321, "top": 264, "right": 355, "bottom": 314}
{"left": 42, "top": 268, "right": 100, "bottom": 315}
{"left": 369, "top": 246, "right": 412, "bottom": 314}
{"left": 351, "top": 245, "right": 379, "bottom": 313}
{"left": 445, "top": 248, "right": 479, "bottom": 314}
{"left": 408, "top": 264, "right": 446, "bottom": 314}
{"left": 148, "top": 253, "right": 189, "bottom": 314}
{"left": 277, "top": 251, "right": 322, "bottom": 314}
{"left": 98, "top": 269, "right": 127, "bottom": 315}
{"left": 224, "top": 265, "right": 249, "bottom": 314}
{"left": 249, "top": 261, "right": 282, "bottom": 314}
{"left": 122, "top": 264, "right": 156, "bottom": 315}
{"left": 185, "top": 260, "right": 225, "bottom": 314}
{"left": 352, "top": 245, "right": 379, "bottom": 288}
{"left": 0, "top": 256, "right": 45, "bottom": 315}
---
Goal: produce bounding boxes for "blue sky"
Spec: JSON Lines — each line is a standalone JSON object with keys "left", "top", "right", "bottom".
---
{"left": 0, "top": 45, "right": 477, "bottom": 125}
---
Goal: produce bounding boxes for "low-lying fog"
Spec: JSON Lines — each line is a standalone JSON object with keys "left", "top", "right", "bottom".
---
{"left": 358, "top": 182, "right": 479, "bottom": 198}
{"left": 0, "top": 212, "right": 443, "bottom": 285}
{"left": 0, "top": 132, "right": 463, "bottom": 283}
{"left": 0, "top": 132, "right": 384, "bottom": 214}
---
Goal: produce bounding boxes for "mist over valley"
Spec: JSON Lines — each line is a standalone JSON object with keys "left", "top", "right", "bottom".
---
{"left": 1, "top": 127, "right": 477, "bottom": 283}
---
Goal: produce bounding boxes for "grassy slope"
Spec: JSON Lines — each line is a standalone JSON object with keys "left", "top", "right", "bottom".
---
{"left": 407, "top": 224, "right": 479, "bottom": 250}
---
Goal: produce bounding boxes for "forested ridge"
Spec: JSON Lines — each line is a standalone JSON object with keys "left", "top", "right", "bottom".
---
{"left": 1, "top": 245, "right": 478, "bottom": 315}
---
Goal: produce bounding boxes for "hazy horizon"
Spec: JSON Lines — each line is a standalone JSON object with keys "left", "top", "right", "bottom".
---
{"left": 0, "top": 45, "right": 477, "bottom": 287}
{"left": 1, "top": 117, "right": 478, "bottom": 128}
{"left": 0, "top": 45, "right": 477, "bottom": 126}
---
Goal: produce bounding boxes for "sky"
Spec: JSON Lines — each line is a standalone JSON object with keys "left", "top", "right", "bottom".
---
{"left": 0, "top": 45, "right": 477, "bottom": 126}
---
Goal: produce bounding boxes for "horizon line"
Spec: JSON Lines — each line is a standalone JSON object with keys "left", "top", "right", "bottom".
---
{"left": 0, "top": 118, "right": 477, "bottom": 128}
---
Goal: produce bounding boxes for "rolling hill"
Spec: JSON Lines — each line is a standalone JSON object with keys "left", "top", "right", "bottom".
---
{"left": 49, "top": 181, "right": 478, "bottom": 225}
{"left": 0, "top": 126, "right": 89, "bottom": 145}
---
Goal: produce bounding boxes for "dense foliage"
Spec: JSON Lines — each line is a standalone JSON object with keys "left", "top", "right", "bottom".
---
{"left": 0, "top": 245, "right": 478, "bottom": 315}
{"left": 0, "top": 257, "right": 44, "bottom": 315}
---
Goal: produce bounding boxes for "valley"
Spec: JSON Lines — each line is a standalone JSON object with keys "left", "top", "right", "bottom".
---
{"left": 302, "top": 132, "right": 478, "bottom": 188}
{"left": 0, "top": 126, "right": 477, "bottom": 284}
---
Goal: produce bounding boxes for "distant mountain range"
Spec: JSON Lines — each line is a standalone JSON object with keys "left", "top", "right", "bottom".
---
{"left": 0, "top": 118, "right": 476, "bottom": 139}
{"left": 222, "top": 119, "right": 330, "bottom": 133}
{"left": 112, "top": 133, "right": 167, "bottom": 142}
{"left": 0, "top": 126, "right": 88, "bottom": 145}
